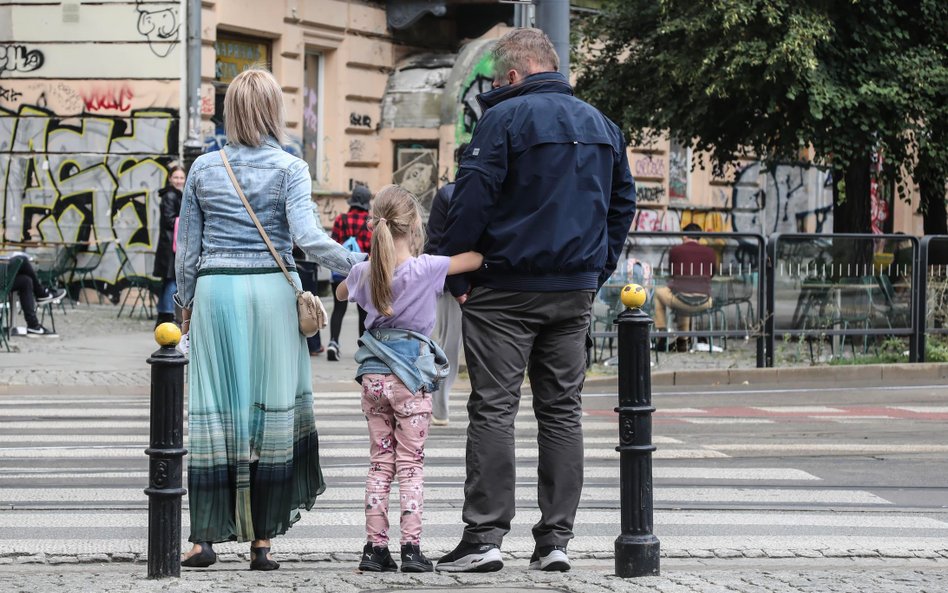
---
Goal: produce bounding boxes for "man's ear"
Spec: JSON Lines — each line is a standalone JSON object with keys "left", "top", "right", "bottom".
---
{"left": 507, "top": 69, "right": 519, "bottom": 86}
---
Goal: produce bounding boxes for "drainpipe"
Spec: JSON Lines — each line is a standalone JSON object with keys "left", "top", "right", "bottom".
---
{"left": 534, "top": 0, "right": 569, "bottom": 76}
{"left": 183, "top": 0, "right": 203, "bottom": 170}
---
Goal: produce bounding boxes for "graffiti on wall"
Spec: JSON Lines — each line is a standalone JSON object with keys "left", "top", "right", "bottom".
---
{"left": 0, "top": 44, "right": 45, "bottom": 77}
{"left": 81, "top": 85, "right": 135, "bottom": 113}
{"left": 728, "top": 162, "right": 834, "bottom": 235}
{"left": 455, "top": 53, "right": 494, "bottom": 145}
{"left": 135, "top": 1, "right": 180, "bottom": 58}
{"left": 1, "top": 104, "right": 179, "bottom": 295}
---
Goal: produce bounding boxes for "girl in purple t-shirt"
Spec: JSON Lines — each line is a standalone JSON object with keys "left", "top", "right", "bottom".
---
{"left": 335, "top": 184, "right": 482, "bottom": 573}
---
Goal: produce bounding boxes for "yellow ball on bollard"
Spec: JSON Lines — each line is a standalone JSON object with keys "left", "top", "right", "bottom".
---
{"left": 620, "top": 283, "right": 647, "bottom": 309}
{"left": 154, "top": 322, "right": 182, "bottom": 348}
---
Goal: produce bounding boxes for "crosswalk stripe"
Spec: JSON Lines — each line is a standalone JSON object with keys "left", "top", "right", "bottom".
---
{"left": 0, "top": 421, "right": 151, "bottom": 430}
{"left": 711, "top": 444, "right": 948, "bottom": 453}
{"left": 681, "top": 418, "right": 774, "bottom": 424}
{"left": 889, "top": 406, "right": 948, "bottom": 413}
{"left": 0, "top": 467, "right": 820, "bottom": 482}
{"left": 0, "top": 446, "right": 725, "bottom": 460}
{"left": 752, "top": 406, "right": 846, "bottom": 414}
{"left": 0, "top": 434, "right": 681, "bottom": 446}
{"left": 810, "top": 416, "right": 894, "bottom": 423}
{"left": 0, "top": 486, "right": 890, "bottom": 505}
{"left": 0, "top": 509, "right": 940, "bottom": 530}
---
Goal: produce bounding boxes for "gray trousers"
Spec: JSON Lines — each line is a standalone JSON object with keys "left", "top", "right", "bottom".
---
{"left": 460, "top": 287, "right": 593, "bottom": 548}
{"left": 431, "top": 292, "right": 463, "bottom": 421}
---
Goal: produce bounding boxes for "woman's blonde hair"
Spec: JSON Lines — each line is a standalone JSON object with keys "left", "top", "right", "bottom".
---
{"left": 368, "top": 185, "right": 424, "bottom": 317}
{"left": 223, "top": 68, "right": 286, "bottom": 146}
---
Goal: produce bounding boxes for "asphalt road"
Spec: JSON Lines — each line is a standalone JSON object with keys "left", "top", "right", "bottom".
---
{"left": 1, "top": 379, "right": 946, "bottom": 562}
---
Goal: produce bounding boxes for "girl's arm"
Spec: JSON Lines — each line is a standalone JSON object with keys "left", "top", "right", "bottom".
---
{"left": 335, "top": 281, "right": 349, "bottom": 301}
{"left": 448, "top": 251, "right": 483, "bottom": 275}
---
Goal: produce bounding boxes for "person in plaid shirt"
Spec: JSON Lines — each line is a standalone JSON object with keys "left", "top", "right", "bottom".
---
{"left": 327, "top": 185, "right": 373, "bottom": 361}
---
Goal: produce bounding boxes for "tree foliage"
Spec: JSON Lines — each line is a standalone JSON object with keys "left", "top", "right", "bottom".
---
{"left": 575, "top": 0, "right": 948, "bottom": 231}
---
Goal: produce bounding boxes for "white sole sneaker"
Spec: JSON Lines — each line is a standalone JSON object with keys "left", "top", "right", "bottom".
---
{"left": 529, "top": 548, "right": 570, "bottom": 572}
{"left": 435, "top": 547, "right": 503, "bottom": 572}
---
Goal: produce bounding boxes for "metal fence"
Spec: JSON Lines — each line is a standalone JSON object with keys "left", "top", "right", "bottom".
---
{"left": 592, "top": 232, "right": 948, "bottom": 368}
{"left": 596, "top": 231, "right": 765, "bottom": 367}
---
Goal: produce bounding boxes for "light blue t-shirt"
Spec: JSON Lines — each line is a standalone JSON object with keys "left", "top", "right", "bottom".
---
{"left": 346, "top": 254, "right": 450, "bottom": 336}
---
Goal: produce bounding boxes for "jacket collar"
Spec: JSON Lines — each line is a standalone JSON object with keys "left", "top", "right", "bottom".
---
{"left": 476, "top": 71, "right": 573, "bottom": 112}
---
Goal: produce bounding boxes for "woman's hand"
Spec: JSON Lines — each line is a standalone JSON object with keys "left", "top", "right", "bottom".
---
{"left": 181, "top": 308, "right": 191, "bottom": 335}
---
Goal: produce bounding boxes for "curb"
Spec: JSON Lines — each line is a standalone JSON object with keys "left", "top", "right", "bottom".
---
{"left": 583, "top": 362, "right": 948, "bottom": 390}
{"left": 4, "top": 548, "right": 947, "bottom": 565}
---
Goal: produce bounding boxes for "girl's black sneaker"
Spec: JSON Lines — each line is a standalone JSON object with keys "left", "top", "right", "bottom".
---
{"left": 358, "top": 543, "right": 398, "bottom": 572}
{"left": 400, "top": 543, "right": 433, "bottom": 572}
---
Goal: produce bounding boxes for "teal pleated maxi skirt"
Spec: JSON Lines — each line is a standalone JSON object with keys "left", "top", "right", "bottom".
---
{"left": 187, "top": 270, "right": 325, "bottom": 543}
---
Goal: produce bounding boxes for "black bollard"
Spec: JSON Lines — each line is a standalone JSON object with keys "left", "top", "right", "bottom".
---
{"left": 614, "top": 300, "right": 661, "bottom": 577}
{"left": 145, "top": 329, "right": 188, "bottom": 578}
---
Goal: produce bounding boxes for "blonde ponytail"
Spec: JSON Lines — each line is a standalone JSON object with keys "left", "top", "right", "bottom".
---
{"left": 368, "top": 185, "right": 424, "bottom": 317}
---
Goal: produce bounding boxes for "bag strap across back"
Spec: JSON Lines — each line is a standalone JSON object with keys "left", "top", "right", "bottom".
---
{"left": 219, "top": 148, "right": 300, "bottom": 295}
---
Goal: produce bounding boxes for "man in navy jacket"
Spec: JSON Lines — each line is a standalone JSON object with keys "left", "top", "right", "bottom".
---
{"left": 436, "top": 28, "right": 636, "bottom": 574}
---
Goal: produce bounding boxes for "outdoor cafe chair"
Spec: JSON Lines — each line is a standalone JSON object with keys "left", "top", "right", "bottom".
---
{"left": 70, "top": 242, "right": 110, "bottom": 305}
{"left": 0, "top": 257, "right": 23, "bottom": 352}
{"left": 114, "top": 243, "right": 161, "bottom": 319}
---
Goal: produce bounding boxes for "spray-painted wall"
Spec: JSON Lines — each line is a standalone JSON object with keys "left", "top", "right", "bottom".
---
{"left": 0, "top": 0, "right": 181, "bottom": 298}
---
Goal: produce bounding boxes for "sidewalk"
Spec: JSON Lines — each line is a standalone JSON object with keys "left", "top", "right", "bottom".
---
{"left": 2, "top": 302, "right": 946, "bottom": 392}
{"left": 1, "top": 559, "right": 946, "bottom": 593}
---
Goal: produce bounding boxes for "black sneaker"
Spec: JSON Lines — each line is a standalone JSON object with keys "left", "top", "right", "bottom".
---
{"left": 358, "top": 543, "right": 398, "bottom": 572}
{"left": 26, "top": 325, "right": 58, "bottom": 338}
{"left": 529, "top": 545, "right": 570, "bottom": 572}
{"left": 400, "top": 542, "right": 433, "bottom": 573}
{"left": 36, "top": 288, "right": 66, "bottom": 305}
{"left": 326, "top": 341, "right": 340, "bottom": 362}
{"left": 435, "top": 541, "right": 502, "bottom": 572}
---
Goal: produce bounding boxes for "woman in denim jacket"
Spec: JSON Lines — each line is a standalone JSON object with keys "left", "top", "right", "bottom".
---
{"left": 336, "top": 185, "right": 482, "bottom": 573}
{"left": 175, "top": 69, "right": 364, "bottom": 571}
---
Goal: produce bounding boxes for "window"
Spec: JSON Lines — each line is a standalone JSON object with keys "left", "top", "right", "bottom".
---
{"left": 303, "top": 53, "right": 323, "bottom": 180}
{"left": 210, "top": 32, "right": 271, "bottom": 148}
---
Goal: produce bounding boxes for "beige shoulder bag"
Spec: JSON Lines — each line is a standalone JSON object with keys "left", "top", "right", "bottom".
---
{"left": 219, "top": 149, "right": 327, "bottom": 337}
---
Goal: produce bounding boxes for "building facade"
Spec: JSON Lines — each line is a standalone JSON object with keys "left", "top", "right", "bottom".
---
{"left": 0, "top": 0, "right": 931, "bottom": 298}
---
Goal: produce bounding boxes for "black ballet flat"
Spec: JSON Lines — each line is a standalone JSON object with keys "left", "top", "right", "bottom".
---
{"left": 181, "top": 542, "right": 217, "bottom": 568}
{"left": 250, "top": 545, "right": 280, "bottom": 571}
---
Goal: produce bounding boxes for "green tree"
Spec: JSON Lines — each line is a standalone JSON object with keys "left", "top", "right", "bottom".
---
{"left": 575, "top": 0, "right": 948, "bottom": 233}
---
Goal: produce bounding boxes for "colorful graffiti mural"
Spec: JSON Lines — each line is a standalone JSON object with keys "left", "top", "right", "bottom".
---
{"left": 1, "top": 103, "right": 178, "bottom": 296}
{"left": 455, "top": 53, "right": 493, "bottom": 146}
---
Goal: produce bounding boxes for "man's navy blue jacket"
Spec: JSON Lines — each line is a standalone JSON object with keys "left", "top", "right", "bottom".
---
{"left": 440, "top": 71, "right": 636, "bottom": 295}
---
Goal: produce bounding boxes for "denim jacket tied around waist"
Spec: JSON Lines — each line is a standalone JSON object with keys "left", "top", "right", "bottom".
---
{"left": 355, "top": 328, "right": 449, "bottom": 394}
{"left": 174, "top": 138, "right": 365, "bottom": 309}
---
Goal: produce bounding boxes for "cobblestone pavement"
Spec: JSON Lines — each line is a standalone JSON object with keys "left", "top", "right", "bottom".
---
{"left": 1, "top": 560, "right": 946, "bottom": 593}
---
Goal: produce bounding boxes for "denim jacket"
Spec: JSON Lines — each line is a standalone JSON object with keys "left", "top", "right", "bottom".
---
{"left": 355, "top": 328, "right": 449, "bottom": 394}
{"left": 174, "top": 138, "right": 365, "bottom": 309}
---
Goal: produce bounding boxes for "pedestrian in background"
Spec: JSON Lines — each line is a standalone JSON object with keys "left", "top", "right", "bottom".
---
{"left": 327, "top": 185, "right": 372, "bottom": 361}
{"left": 336, "top": 185, "right": 482, "bottom": 573}
{"left": 436, "top": 28, "right": 636, "bottom": 573}
{"left": 153, "top": 164, "right": 185, "bottom": 328}
{"left": 653, "top": 222, "right": 716, "bottom": 352}
{"left": 175, "top": 68, "right": 363, "bottom": 571}
{"left": 5, "top": 253, "right": 65, "bottom": 337}
{"left": 424, "top": 143, "right": 469, "bottom": 426}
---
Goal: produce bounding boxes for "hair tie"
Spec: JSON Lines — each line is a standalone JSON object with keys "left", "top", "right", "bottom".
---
{"left": 378, "top": 217, "right": 387, "bottom": 224}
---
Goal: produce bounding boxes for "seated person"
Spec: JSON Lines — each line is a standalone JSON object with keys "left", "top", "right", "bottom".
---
{"left": 654, "top": 223, "right": 715, "bottom": 351}
{"left": 7, "top": 254, "right": 66, "bottom": 337}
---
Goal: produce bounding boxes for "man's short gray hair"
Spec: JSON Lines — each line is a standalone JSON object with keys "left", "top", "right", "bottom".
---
{"left": 491, "top": 28, "right": 559, "bottom": 79}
